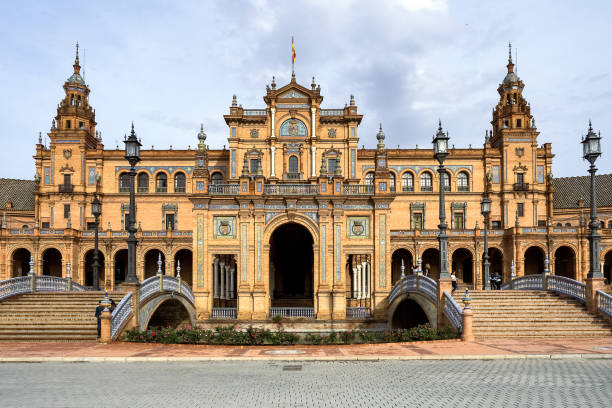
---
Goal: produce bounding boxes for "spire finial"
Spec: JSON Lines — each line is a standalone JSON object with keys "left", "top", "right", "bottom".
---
{"left": 75, "top": 42, "right": 80, "bottom": 64}
{"left": 438, "top": 119, "right": 442, "bottom": 131}
{"left": 376, "top": 123, "right": 386, "bottom": 150}
{"left": 508, "top": 41, "right": 512, "bottom": 63}
{"left": 232, "top": 94, "right": 237, "bottom": 107}
{"left": 73, "top": 42, "right": 81, "bottom": 74}
{"left": 38, "top": 132, "right": 42, "bottom": 145}
{"left": 589, "top": 119, "right": 593, "bottom": 132}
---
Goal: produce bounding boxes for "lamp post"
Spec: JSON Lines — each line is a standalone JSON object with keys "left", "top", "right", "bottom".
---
{"left": 481, "top": 194, "right": 491, "bottom": 289}
{"left": 124, "top": 123, "right": 142, "bottom": 283}
{"left": 91, "top": 193, "right": 102, "bottom": 290}
{"left": 433, "top": 120, "right": 450, "bottom": 279}
{"left": 581, "top": 121, "right": 602, "bottom": 278}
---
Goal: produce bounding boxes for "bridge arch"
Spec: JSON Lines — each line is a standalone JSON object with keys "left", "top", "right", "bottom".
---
{"left": 387, "top": 292, "right": 437, "bottom": 329}
{"left": 140, "top": 293, "right": 196, "bottom": 331}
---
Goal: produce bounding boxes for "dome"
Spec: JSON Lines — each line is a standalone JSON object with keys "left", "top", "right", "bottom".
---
{"left": 66, "top": 72, "right": 86, "bottom": 86}
{"left": 503, "top": 71, "right": 519, "bottom": 84}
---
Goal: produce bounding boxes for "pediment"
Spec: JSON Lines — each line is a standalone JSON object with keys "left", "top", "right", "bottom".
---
{"left": 279, "top": 90, "right": 308, "bottom": 99}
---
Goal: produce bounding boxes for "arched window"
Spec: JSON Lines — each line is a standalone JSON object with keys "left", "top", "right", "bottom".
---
{"left": 600, "top": 221, "right": 605, "bottom": 229}
{"left": 288, "top": 155, "right": 299, "bottom": 176}
{"left": 556, "top": 223, "right": 562, "bottom": 227}
{"left": 389, "top": 173, "right": 396, "bottom": 192}
{"left": 420, "top": 172, "right": 432, "bottom": 192}
{"left": 174, "top": 172, "right": 186, "bottom": 193}
{"left": 457, "top": 172, "right": 469, "bottom": 192}
{"left": 211, "top": 172, "right": 223, "bottom": 185}
{"left": 119, "top": 172, "right": 131, "bottom": 192}
{"left": 137, "top": 173, "right": 149, "bottom": 193}
{"left": 608, "top": 220, "right": 612, "bottom": 229}
{"left": 365, "top": 172, "right": 374, "bottom": 185}
{"left": 279, "top": 119, "right": 307, "bottom": 137}
{"left": 156, "top": 173, "right": 168, "bottom": 193}
{"left": 402, "top": 172, "right": 414, "bottom": 192}
{"left": 565, "top": 222, "right": 572, "bottom": 227}
{"left": 441, "top": 172, "right": 450, "bottom": 192}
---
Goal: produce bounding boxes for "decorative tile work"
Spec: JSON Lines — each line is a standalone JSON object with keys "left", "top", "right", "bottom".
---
{"left": 231, "top": 150, "right": 236, "bottom": 178}
{"left": 344, "top": 205, "right": 373, "bottom": 210}
{"left": 256, "top": 224, "right": 262, "bottom": 281}
{"left": 114, "top": 165, "right": 194, "bottom": 175}
{"left": 213, "top": 216, "right": 237, "bottom": 239}
{"left": 277, "top": 103, "right": 310, "bottom": 109}
{"left": 193, "top": 203, "right": 207, "bottom": 209}
{"left": 265, "top": 212, "right": 282, "bottom": 223}
{"left": 197, "top": 214, "right": 204, "bottom": 288}
{"left": 321, "top": 225, "right": 326, "bottom": 283}
{"left": 265, "top": 204, "right": 286, "bottom": 210}
{"left": 209, "top": 204, "right": 239, "bottom": 210}
{"left": 379, "top": 214, "right": 386, "bottom": 287}
{"left": 347, "top": 216, "right": 370, "bottom": 238}
{"left": 297, "top": 204, "right": 318, "bottom": 209}
{"left": 303, "top": 212, "right": 318, "bottom": 223}
{"left": 382, "top": 164, "right": 473, "bottom": 175}
{"left": 241, "top": 224, "right": 247, "bottom": 281}
{"left": 335, "top": 224, "right": 341, "bottom": 282}
{"left": 196, "top": 181, "right": 204, "bottom": 191}
{"left": 351, "top": 149, "right": 356, "bottom": 178}
{"left": 375, "top": 203, "right": 390, "bottom": 209}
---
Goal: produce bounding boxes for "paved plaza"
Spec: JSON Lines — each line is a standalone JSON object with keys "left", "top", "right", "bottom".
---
{"left": 1, "top": 359, "right": 611, "bottom": 407}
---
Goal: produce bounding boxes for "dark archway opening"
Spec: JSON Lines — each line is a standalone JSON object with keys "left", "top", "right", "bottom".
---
{"left": 269, "top": 223, "right": 313, "bottom": 307}
{"left": 114, "top": 249, "right": 128, "bottom": 284}
{"left": 42, "top": 248, "right": 62, "bottom": 277}
{"left": 391, "top": 298, "right": 429, "bottom": 329}
{"left": 452, "top": 248, "right": 473, "bottom": 284}
{"left": 12, "top": 248, "right": 31, "bottom": 277}
{"left": 524, "top": 246, "right": 545, "bottom": 275}
{"left": 421, "top": 248, "right": 440, "bottom": 280}
{"left": 554, "top": 246, "right": 576, "bottom": 279}
{"left": 391, "top": 249, "right": 413, "bottom": 285}
{"left": 144, "top": 250, "right": 165, "bottom": 279}
{"left": 146, "top": 299, "right": 190, "bottom": 329}
{"left": 174, "top": 249, "right": 193, "bottom": 287}
{"left": 84, "top": 249, "right": 106, "bottom": 287}
{"left": 486, "top": 248, "right": 504, "bottom": 279}
{"left": 603, "top": 251, "right": 612, "bottom": 285}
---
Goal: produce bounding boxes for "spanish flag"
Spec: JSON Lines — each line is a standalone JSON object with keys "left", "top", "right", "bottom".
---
{"left": 292, "top": 36, "right": 296, "bottom": 64}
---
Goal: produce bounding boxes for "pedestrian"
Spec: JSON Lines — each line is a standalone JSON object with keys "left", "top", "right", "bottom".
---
{"left": 451, "top": 270, "right": 457, "bottom": 294}
{"left": 424, "top": 264, "right": 430, "bottom": 277}
{"left": 110, "top": 299, "right": 117, "bottom": 313}
{"left": 94, "top": 300, "right": 104, "bottom": 338}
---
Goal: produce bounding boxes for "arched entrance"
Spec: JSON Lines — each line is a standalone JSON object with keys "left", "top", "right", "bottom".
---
{"left": 421, "top": 248, "right": 440, "bottom": 280}
{"left": 174, "top": 249, "right": 193, "bottom": 287}
{"left": 390, "top": 298, "right": 429, "bottom": 329}
{"left": 486, "top": 248, "right": 504, "bottom": 278}
{"left": 114, "top": 249, "right": 128, "bottom": 284}
{"left": 11, "top": 248, "right": 31, "bottom": 277}
{"left": 84, "top": 249, "right": 106, "bottom": 287}
{"left": 554, "top": 246, "right": 576, "bottom": 279}
{"left": 391, "top": 248, "right": 413, "bottom": 285}
{"left": 603, "top": 250, "right": 612, "bottom": 285}
{"left": 452, "top": 248, "right": 473, "bottom": 285}
{"left": 524, "top": 246, "right": 545, "bottom": 275}
{"left": 144, "top": 249, "right": 165, "bottom": 279}
{"left": 146, "top": 299, "right": 191, "bottom": 329}
{"left": 269, "top": 223, "right": 313, "bottom": 307}
{"left": 42, "top": 248, "right": 62, "bottom": 277}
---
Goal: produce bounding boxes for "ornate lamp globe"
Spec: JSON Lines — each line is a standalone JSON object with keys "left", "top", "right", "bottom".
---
{"left": 481, "top": 195, "right": 491, "bottom": 216}
{"left": 582, "top": 121, "right": 601, "bottom": 164}
{"left": 91, "top": 194, "right": 102, "bottom": 218}
{"left": 124, "top": 123, "right": 142, "bottom": 166}
{"left": 433, "top": 120, "right": 449, "bottom": 164}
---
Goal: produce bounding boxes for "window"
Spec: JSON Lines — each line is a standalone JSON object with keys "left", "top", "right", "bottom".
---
{"left": 441, "top": 172, "right": 450, "bottom": 192}
{"left": 608, "top": 221, "right": 612, "bottom": 229}
{"left": 453, "top": 213, "right": 464, "bottom": 230}
{"left": 231, "top": 127, "right": 236, "bottom": 137}
{"left": 517, "top": 203, "right": 524, "bottom": 217}
{"left": 63, "top": 204, "right": 70, "bottom": 219}
{"left": 288, "top": 156, "right": 299, "bottom": 175}
{"left": 79, "top": 121, "right": 85, "bottom": 129}
{"left": 174, "top": 172, "right": 186, "bottom": 193}
{"left": 600, "top": 221, "right": 605, "bottom": 229}
{"left": 211, "top": 172, "right": 223, "bottom": 184}
{"left": 412, "top": 213, "right": 423, "bottom": 230}
{"left": 538, "top": 220, "right": 547, "bottom": 227}
{"left": 88, "top": 167, "right": 96, "bottom": 185}
{"left": 156, "top": 173, "right": 168, "bottom": 193}
{"left": 66, "top": 120, "right": 71, "bottom": 129}
{"left": 63, "top": 174, "right": 71, "bottom": 186}
{"left": 457, "top": 172, "right": 469, "bottom": 192}
{"left": 492, "top": 166, "right": 500, "bottom": 183}
{"left": 378, "top": 182, "right": 387, "bottom": 191}
{"left": 250, "top": 158, "right": 259, "bottom": 174}
{"left": 137, "top": 173, "right": 149, "bottom": 192}
{"left": 328, "top": 158, "right": 337, "bottom": 174}
{"left": 41, "top": 222, "right": 50, "bottom": 229}
{"left": 492, "top": 220, "right": 502, "bottom": 229}
{"left": 365, "top": 172, "right": 374, "bottom": 185}
{"left": 516, "top": 173, "right": 525, "bottom": 184}
{"left": 402, "top": 172, "right": 414, "bottom": 192}
{"left": 389, "top": 173, "right": 396, "bottom": 192}
{"left": 516, "top": 119, "right": 522, "bottom": 128}
{"left": 565, "top": 223, "right": 571, "bottom": 227}
{"left": 165, "top": 214, "right": 175, "bottom": 230}
{"left": 44, "top": 167, "right": 50, "bottom": 184}
{"left": 420, "top": 172, "right": 432, "bottom": 192}
{"left": 87, "top": 222, "right": 97, "bottom": 231}
{"left": 119, "top": 172, "right": 131, "bottom": 192}
{"left": 503, "top": 119, "right": 509, "bottom": 128}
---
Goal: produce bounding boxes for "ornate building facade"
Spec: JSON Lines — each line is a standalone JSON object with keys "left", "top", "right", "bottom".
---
{"left": 1, "top": 47, "right": 611, "bottom": 322}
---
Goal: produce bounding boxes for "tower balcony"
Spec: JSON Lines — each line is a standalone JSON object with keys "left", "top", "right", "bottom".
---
{"left": 58, "top": 184, "right": 74, "bottom": 193}
{"left": 513, "top": 182, "right": 529, "bottom": 191}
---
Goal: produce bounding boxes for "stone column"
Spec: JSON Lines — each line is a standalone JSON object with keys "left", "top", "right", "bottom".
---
{"left": 230, "top": 265, "right": 235, "bottom": 299}
{"left": 270, "top": 107, "right": 276, "bottom": 138}
{"left": 100, "top": 309, "right": 112, "bottom": 344}
{"left": 461, "top": 308, "right": 474, "bottom": 342}
{"left": 352, "top": 267, "right": 357, "bottom": 299}
{"left": 362, "top": 261, "right": 369, "bottom": 299}
{"left": 213, "top": 257, "right": 219, "bottom": 299}
{"left": 311, "top": 145, "right": 316, "bottom": 177}
{"left": 225, "top": 264, "right": 230, "bottom": 300}
{"left": 356, "top": 265, "right": 362, "bottom": 299}
{"left": 270, "top": 145, "right": 276, "bottom": 177}
{"left": 219, "top": 260, "right": 225, "bottom": 300}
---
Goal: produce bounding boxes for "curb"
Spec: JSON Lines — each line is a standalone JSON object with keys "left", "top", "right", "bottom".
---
{"left": 0, "top": 354, "right": 611, "bottom": 363}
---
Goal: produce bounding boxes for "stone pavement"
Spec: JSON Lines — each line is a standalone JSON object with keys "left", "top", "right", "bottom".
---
{"left": 1, "top": 360, "right": 611, "bottom": 407}
{"left": 0, "top": 337, "right": 611, "bottom": 361}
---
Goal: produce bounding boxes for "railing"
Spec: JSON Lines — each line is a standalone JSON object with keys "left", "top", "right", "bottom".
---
{"left": 119, "top": 186, "right": 130, "bottom": 193}
{"left": 389, "top": 275, "right": 438, "bottom": 305}
{"left": 208, "top": 184, "right": 239, "bottom": 195}
{"left": 212, "top": 307, "right": 237, "bottom": 319}
{"left": 419, "top": 276, "right": 438, "bottom": 301}
{"left": 320, "top": 109, "right": 344, "bottom": 116}
{"left": 59, "top": 184, "right": 74, "bottom": 193}
{"left": 286, "top": 173, "right": 301, "bottom": 180}
{"left": 174, "top": 186, "right": 186, "bottom": 193}
{"left": 597, "top": 290, "right": 612, "bottom": 319}
{"left": 270, "top": 307, "right": 314, "bottom": 318}
{"left": 547, "top": 275, "right": 586, "bottom": 302}
{"left": 264, "top": 184, "right": 319, "bottom": 195}
{"left": 343, "top": 184, "right": 374, "bottom": 195}
{"left": 513, "top": 182, "right": 529, "bottom": 191}
{"left": 243, "top": 109, "right": 267, "bottom": 116}
{"left": 156, "top": 186, "right": 167, "bottom": 193}
{"left": 111, "top": 292, "right": 133, "bottom": 339}
{"left": 137, "top": 186, "right": 148, "bottom": 193}
{"left": 443, "top": 291, "right": 463, "bottom": 331}
{"left": 0, "top": 276, "right": 31, "bottom": 301}
{"left": 0, "top": 276, "right": 86, "bottom": 302}
{"left": 138, "top": 275, "right": 194, "bottom": 304}
{"left": 35, "top": 276, "right": 68, "bottom": 292}
{"left": 139, "top": 276, "right": 160, "bottom": 302}
{"left": 421, "top": 185, "right": 433, "bottom": 192}
{"left": 346, "top": 307, "right": 371, "bottom": 319}
{"left": 162, "top": 275, "right": 179, "bottom": 293}
{"left": 501, "top": 274, "right": 543, "bottom": 290}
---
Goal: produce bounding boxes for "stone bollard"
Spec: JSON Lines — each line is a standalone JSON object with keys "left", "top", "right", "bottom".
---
{"left": 100, "top": 292, "right": 112, "bottom": 344}
{"left": 461, "top": 289, "right": 474, "bottom": 342}
{"left": 29, "top": 255, "right": 36, "bottom": 293}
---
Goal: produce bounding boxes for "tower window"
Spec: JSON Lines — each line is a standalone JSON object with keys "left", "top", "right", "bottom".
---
{"left": 79, "top": 121, "right": 85, "bottom": 129}
{"left": 506, "top": 94, "right": 511, "bottom": 105}
{"left": 516, "top": 119, "right": 522, "bottom": 128}
{"left": 517, "top": 203, "right": 524, "bottom": 217}
{"left": 66, "top": 120, "right": 71, "bottom": 129}
{"left": 503, "top": 120, "right": 509, "bottom": 128}
{"left": 512, "top": 93, "right": 517, "bottom": 104}
{"left": 64, "top": 204, "right": 70, "bottom": 219}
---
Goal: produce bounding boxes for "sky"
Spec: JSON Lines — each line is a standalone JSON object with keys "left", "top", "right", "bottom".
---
{"left": 1, "top": 0, "right": 611, "bottom": 179}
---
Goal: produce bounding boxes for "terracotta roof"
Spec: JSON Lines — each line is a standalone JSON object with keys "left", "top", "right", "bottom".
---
{"left": 552, "top": 174, "right": 612, "bottom": 209}
{"left": 0, "top": 178, "right": 36, "bottom": 211}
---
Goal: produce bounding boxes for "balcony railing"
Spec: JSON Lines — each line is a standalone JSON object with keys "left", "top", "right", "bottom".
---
{"left": 286, "top": 172, "right": 301, "bottom": 180}
{"left": 320, "top": 109, "right": 344, "bottom": 116}
{"left": 421, "top": 185, "right": 433, "bottom": 192}
{"left": 458, "top": 186, "right": 470, "bottom": 192}
{"left": 513, "top": 182, "right": 529, "bottom": 191}
{"left": 59, "top": 184, "right": 74, "bottom": 193}
{"left": 119, "top": 186, "right": 130, "bottom": 193}
{"left": 343, "top": 184, "right": 374, "bottom": 195}
{"left": 208, "top": 184, "right": 239, "bottom": 195}
{"left": 137, "top": 186, "right": 148, "bottom": 193}
{"left": 264, "top": 184, "right": 318, "bottom": 195}
{"left": 156, "top": 186, "right": 168, "bottom": 193}
{"left": 243, "top": 109, "right": 267, "bottom": 116}
{"left": 175, "top": 186, "right": 186, "bottom": 193}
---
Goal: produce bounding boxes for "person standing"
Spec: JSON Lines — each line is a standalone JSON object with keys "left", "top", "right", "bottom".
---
{"left": 94, "top": 301, "right": 104, "bottom": 338}
{"left": 451, "top": 271, "right": 458, "bottom": 294}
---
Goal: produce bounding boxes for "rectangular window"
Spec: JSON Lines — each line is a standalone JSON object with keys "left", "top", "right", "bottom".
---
{"left": 538, "top": 220, "right": 546, "bottom": 227}
{"left": 492, "top": 166, "right": 500, "bottom": 183}
{"left": 350, "top": 128, "right": 355, "bottom": 137}
{"left": 517, "top": 173, "right": 524, "bottom": 184}
{"left": 335, "top": 182, "right": 341, "bottom": 192}
{"left": 250, "top": 159, "right": 258, "bottom": 174}
{"left": 165, "top": 214, "right": 175, "bottom": 230}
{"left": 242, "top": 182, "right": 247, "bottom": 192}
{"left": 537, "top": 166, "right": 544, "bottom": 184}
{"left": 44, "top": 167, "right": 50, "bottom": 184}
{"left": 516, "top": 119, "right": 522, "bottom": 128}
{"left": 87, "top": 222, "right": 97, "bottom": 231}
{"left": 412, "top": 213, "right": 423, "bottom": 230}
{"left": 88, "top": 167, "right": 96, "bottom": 185}
{"left": 256, "top": 182, "right": 262, "bottom": 192}
{"left": 63, "top": 204, "right": 70, "bottom": 219}
{"left": 231, "top": 127, "right": 236, "bottom": 137}
{"left": 453, "top": 213, "right": 464, "bottom": 230}
{"left": 63, "top": 174, "right": 71, "bottom": 186}
{"left": 328, "top": 158, "right": 337, "bottom": 174}
{"left": 492, "top": 220, "right": 501, "bottom": 229}
{"left": 66, "top": 120, "right": 71, "bottom": 129}
{"left": 41, "top": 222, "right": 50, "bottom": 229}
{"left": 378, "top": 182, "right": 387, "bottom": 191}
{"left": 321, "top": 182, "right": 326, "bottom": 193}
{"left": 517, "top": 203, "right": 524, "bottom": 217}
{"left": 79, "top": 121, "right": 85, "bottom": 129}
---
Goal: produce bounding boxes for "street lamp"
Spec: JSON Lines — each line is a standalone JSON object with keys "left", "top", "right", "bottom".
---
{"left": 581, "top": 121, "right": 602, "bottom": 278}
{"left": 433, "top": 120, "right": 450, "bottom": 279}
{"left": 481, "top": 195, "right": 491, "bottom": 289}
{"left": 124, "top": 123, "right": 142, "bottom": 283}
{"left": 91, "top": 193, "right": 102, "bottom": 290}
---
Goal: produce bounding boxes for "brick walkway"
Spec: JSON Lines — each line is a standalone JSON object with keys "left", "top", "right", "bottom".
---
{"left": 0, "top": 338, "right": 611, "bottom": 361}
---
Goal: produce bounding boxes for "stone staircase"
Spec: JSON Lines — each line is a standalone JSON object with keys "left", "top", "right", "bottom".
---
{"left": 453, "top": 290, "right": 612, "bottom": 338}
{"left": 0, "top": 292, "right": 124, "bottom": 341}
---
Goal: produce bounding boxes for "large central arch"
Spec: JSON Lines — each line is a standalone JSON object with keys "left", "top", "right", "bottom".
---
{"left": 269, "top": 222, "right": 314, "bottom": 307}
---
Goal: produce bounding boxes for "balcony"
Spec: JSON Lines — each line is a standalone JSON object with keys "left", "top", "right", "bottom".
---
{"left": 59, "top": 184, "right": 74, "bottom": 193}
{"left": 208, "top": 184, "right": 239, "bottom": 195}
{"left": 264, "top": 184, "right": 318, "bottom": 195}
{"left": 137, "top": 186, "right": 148, "bottom": 193}
{"left": 421, "top": 186, "right": 433, "bottom": 192}
{"left": 513, "top": 182, "right": 529, "bottom": 191}
{"left": 175, "top": 186, "right": 186, "bottom": 193}
{"left": 285, "top": 172, "right": 301, "bottom": 180}
{"left": 156, "top": 186, "right": 168, "bottom": 193}
{"left": 344, "top": 184, "right": 374, "bottom": 195}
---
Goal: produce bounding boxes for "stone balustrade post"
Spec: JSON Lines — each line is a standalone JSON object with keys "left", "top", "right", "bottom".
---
{"left": 100, "top": 309, "right": 112, "bottom": 343}
{"left": 461, "top": 308, "right": 474, "bottom": 342}
{"left": 586, "top": 277, "right": 605, "bottom": 314}
{"left": 436, "top": 278, "right": 452, "bottom": 330}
